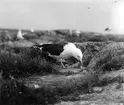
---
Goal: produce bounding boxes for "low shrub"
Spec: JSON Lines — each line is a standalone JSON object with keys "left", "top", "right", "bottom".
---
{"left": 0, "top": 48, "right": 58, "bottom": 79}
{"left": 0, "top": 78, "right": 55, "bottom": 105}
{"left": 88, "top": 42, "right": 124, "bottom": 72}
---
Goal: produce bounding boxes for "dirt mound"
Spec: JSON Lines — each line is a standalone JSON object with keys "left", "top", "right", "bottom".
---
{"left": 87, "top": 42, "right": 124, "bottom": 71}
{"left": 21, "top": 69, "right": 124, "bottom": 105}
{"left": 75, "top": 42, "right": 108, "bottom": 67}
{"left": 55, "top": 69, "right": 124, "bottom": 105}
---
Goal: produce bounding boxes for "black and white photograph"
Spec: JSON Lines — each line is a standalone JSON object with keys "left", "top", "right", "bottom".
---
{"left": 0, "top": 0, "right": 124, "bottom": 105}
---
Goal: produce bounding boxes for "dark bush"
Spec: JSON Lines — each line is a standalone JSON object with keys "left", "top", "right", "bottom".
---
{"left": 88, "top": 35, "right": 108, "bottom": 42}
{"left": 0, "top": 79, "right": 51, "bottom": 105}
{"left": 24, "top": 33, "right": 38, "bottom": 40}
{"left": 0, "top": 48, "right": 58, "bottom": 79}
{"left": 0, "top": 31, "right": 12, "bottom": 42}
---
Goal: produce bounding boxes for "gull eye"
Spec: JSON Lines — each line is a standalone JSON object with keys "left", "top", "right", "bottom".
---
{"left": 77, "top": 55, "right": 80, "bottom": 58}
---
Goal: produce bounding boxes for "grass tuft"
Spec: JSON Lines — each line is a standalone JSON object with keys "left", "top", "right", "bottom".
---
{"left": 0, "top": 48, "right": 58, "bottom": 79}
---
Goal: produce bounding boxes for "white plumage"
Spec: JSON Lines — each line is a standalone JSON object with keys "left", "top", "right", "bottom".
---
{"left": 17, "top": 28, "right": 24, "bottom": 40}
{"left": 30, "top": 28, "right": 34, "bottom": 32}
{"left": 59, "top": 43, "right": 82, "bottom": 61}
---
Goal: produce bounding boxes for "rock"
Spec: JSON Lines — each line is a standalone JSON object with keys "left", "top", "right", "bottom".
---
{"left": 93, "top": 87, "right": 103, "bottom": 93}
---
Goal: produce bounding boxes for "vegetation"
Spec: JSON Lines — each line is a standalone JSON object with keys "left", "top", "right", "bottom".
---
{"left": 0, "top": 78, "right": 59, "bottom": 105}
{"left": 1, "top": 28, "right": 124, "bottom": 43}
{"left": 0, "top": 47, "right": 59, "bottom": 105}
{"left": 0, "top": 47, "right": 58, "bottom": 79}
{"left": 1, "top": 28, "right": 124, "bottom": 105}
{"left": 88, "top": 42, "right": 124, "bottom": 72}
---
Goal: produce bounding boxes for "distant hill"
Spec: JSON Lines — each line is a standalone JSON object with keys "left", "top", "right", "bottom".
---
{"left": 0, "top": 28, "right": 124, "bottom": 43}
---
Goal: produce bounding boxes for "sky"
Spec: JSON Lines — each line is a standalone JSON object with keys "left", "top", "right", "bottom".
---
{"left": 0, "top": 0, "right": 124, "bottom": 34}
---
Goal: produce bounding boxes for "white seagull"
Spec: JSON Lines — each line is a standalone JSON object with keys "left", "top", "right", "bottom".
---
{"left": 30, "top": 28, "right": 34, "bottom": 32}
{"left": 17, "top": 28, "right": 24, "bottom": 40}
{"left": 32, "top": 42, "right": 83, "bottom": 68}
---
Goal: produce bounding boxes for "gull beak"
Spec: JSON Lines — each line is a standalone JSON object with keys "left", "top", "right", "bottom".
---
{"left": 78, "top": 59, "right": 82, "bottom": 68}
